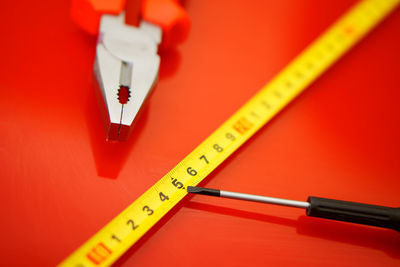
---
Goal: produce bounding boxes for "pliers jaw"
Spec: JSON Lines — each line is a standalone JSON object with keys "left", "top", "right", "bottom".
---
{"left": 93, "top": 57, "right": 132, "bottom": 142}
{"left": 94, "top": 13, "right": 161, "bottom": 141}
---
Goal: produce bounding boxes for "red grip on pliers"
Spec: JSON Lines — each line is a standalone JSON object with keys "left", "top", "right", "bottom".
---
{"left": 70, "top": 0, "right": 190, "bottom": 49}
{"left": 143, "top": 0, "right": 190, "bottom": 49}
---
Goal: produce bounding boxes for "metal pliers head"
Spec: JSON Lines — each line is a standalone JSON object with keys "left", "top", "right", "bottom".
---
{"left": 71, "top": 0, "right": 190, "bottom": 141}
{"left": 94, "top": 13, "right": 162, "bottom": 141}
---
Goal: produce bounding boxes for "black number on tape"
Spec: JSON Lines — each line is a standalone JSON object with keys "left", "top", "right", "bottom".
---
{"left": 143, "top": 206, "right": 154, "bottom": 215}
{"left": 171, "top": 178, "right": 184, "bottom": 189}
{"left": 111, "top": 234, "right": 121, "bottom": 242}
{"left": 200, "top": 155, "right": 209, "bottom": 164}
{"left": 127, "top": 219, "right": 138, "bottom": 230}
{"left": 213, "top": 144, "right": 223, "bottom": 152}
{"left": 159, "top": 192, "right": 169, "bottom": 201}
{"left": 187, "top": 167, "right": 197, "bottom": 176}
{"left": 226, "top": 132, "right": 236, "bottom": 141}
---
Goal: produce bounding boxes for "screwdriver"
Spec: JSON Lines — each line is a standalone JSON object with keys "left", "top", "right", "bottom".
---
{"left": 187, "top": 186, "right": 400, "bottom": 231}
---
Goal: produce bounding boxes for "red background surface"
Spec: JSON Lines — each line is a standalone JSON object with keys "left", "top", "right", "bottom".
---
{"left": 1, "top": 0, "right": 400, "bottom": 266}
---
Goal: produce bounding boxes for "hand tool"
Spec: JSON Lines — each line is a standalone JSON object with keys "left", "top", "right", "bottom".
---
{"left": 59, "top": 0, "right": 400, "bottom": 266}
{"left": 187, "top": 186, "right": 400, "bottom": 231}
{"left": 71, "top": 0, "right": 190, "bottom": 141}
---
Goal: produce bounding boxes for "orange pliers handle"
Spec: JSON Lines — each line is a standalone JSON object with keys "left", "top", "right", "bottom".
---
{"left": 71, "top": 0, "right": 190, "bottom": 49}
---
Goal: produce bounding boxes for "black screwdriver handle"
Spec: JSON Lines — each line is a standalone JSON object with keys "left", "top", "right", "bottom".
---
{"left": 306, "top": 197, "right": 400, "bottom": 231}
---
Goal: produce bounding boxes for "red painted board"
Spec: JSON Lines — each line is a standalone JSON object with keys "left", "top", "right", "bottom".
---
{"left": 0, "top": 0, "right": 399, "bottom": 266}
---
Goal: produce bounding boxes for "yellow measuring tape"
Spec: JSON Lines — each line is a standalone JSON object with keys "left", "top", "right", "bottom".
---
{"left": 59, "top": 0, "right": 399, "bottom": 266}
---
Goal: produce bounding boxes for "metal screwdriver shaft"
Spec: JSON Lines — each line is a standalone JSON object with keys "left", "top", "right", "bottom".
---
{"left": 187, "top": 186, "right": 310, "bottom": 209}
{"left": 187, "top": 186, "right": 400, "bottom": 231}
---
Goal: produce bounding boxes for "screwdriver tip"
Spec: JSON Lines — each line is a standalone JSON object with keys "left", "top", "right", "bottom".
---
{"left": 186, "top": 186, "right": 198, "bottom": 193}
{"left": 187, "top": 186, "right": 220, "bottom": 197}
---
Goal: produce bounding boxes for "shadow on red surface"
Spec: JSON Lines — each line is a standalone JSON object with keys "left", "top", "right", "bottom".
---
{"left": 184, "top": 203, "right": 400, "bottom": 259}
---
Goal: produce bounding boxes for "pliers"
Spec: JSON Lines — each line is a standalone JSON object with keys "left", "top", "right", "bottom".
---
{"left": 71, "top": 0, "right": 190, "bottom": 141}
